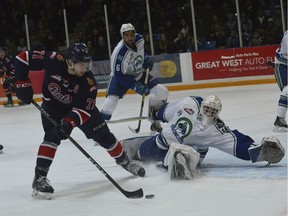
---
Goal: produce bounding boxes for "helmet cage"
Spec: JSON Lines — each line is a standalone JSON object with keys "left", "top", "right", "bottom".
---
{"left": 201, "top": 95, "right": 222, "bottom": 120}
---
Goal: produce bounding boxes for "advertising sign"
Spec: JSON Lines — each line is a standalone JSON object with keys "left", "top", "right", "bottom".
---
{"left": 192, "top": 45, "right": 278, "bottom": 80}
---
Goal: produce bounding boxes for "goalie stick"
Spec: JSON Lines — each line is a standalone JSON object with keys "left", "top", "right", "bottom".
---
{"left": 129, "top": 69, "right": 149, "bottom": 134}
{"left": 107, "top": 116, "right": 147, "bottom": 124}
{"left": 31, "top": 100, "right": 144, "bottom": 199}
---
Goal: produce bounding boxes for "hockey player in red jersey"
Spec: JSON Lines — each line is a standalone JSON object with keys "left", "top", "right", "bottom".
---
{"left": 13, "top": 43, "right": 145, "bottom": 200}
{"left": 0, "top": 47, "right": 25, "bottom": 107}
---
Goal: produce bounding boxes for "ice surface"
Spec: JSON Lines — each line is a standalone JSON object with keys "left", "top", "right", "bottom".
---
{"left": 0, "top": 83, "right": 287, "bottom": 216}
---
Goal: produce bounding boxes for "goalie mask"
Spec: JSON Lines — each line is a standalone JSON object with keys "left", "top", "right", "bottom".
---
{"left": 200, "top": 95, "right": 222, "bottom": 124}
{"left": 120, "top": 23, "right": 135, "bottom": 38}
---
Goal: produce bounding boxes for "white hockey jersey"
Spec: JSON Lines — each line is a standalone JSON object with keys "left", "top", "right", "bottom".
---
{"left": 110, "top": 33, "right": 145, "bottom": 89}
{"left": 156, "top": 96, "right": 254, "bottom": 160}
{"left": 275, "top": 30, "right": 288, "bottom": 65}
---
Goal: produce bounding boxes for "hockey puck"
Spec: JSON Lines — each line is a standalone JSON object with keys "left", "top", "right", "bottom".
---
{"left": 0, "top": 144, "right": 3, "bottom": 150}
{"left": 145, "top": 194, "right": 155, "bottom": 199}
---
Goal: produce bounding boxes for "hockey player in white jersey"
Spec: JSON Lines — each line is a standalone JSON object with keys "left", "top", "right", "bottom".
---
{"left": 121, "top": 95, "right": 285, "bottom": 179}
{"left": 273, "top": 30, "right": 288, "bottom": 132}
{"left": 100, "top": 23, "right": 168, "bottom": 130}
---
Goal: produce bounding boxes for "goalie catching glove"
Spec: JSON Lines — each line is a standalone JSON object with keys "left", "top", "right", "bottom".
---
{"left": 15, "top": 78, "right": 33, "bottom": 104}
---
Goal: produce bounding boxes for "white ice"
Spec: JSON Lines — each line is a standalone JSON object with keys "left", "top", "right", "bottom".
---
{"left": 0, "top": 83, "right": 287, "bottom": 216}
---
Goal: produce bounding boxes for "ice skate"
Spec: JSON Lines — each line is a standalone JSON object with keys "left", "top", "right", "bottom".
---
{"left": 18, "top": 100, "right": 27, "bottom": 106}
{"left": 3, "top": 100, "right": 14, "bottom": 107}
{"left": 117, "top": 153, "right": 146, "bottom": 177}
{"left": 32, "top": 175, "right": 54, "bottom": 200}
{"left": 273, "top": 116, "right": 288, "bottom": 132}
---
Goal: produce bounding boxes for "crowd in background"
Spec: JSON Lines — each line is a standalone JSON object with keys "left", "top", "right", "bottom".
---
{"left": 0, "top": 0, "right": 287, "bottom": 60}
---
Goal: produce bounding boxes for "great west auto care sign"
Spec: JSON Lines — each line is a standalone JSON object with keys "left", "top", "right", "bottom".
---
{"left": 192, "top": 45, "right": 278, "bottom": 80}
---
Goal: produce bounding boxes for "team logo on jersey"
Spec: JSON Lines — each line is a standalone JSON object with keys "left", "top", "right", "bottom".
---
{"left": 134, "top": 55, "right": 143, "bottom": 71}
{"left": 48, "top": 83, "right": 72, "bottom": 104}
{"left": 171, "top": 117, "right": 192, "bottom": 144}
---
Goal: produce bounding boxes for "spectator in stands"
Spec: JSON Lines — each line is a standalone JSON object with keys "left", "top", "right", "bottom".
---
{"left": 156, "top": 33, "right": 172, "bottom": 54}
{"left": 179, "top": 18, "right": 190, "bottom": 38}
{"left": 249, "top": 30, "right": 263, "bottom": 46}
{"left": 3, "top": 38, "right": 17, "bottom": 57}
{"left": 224, "top": 12, "right": 237, "bottom": 34}
{"left": 164, "top": 19, "right": 176, "bottom": 42}
{"left": 144, "top": 34, "right": 152, "bottom": 55}
{"left": 16, "top": 38, "right": 28, "bottom": 54}
{"left": 241, "top": 13, "right": 253, "bottom": 46}
{"left": 86, "top": 40, "right": 97, "bottom": 61}
{"left": 173, "top": 32, "right": 188, "bottom": 53}
{"left": 214, "top": 26, "right": 227, "bottom": 49}
{"left": 264, "top": 18, "right": 282, "bottom": 45}
{"left": 94, "top": 35, "right": 109, "bottom": 61}
{"left": 253, "top": 8, "right": 269, "bottom": 36}
{"left": 210, "top": 14, "right": 223, "bottom": 35}
{"left": 75, "top": 31, "right": 87, "bottom": 44}
{"left": 226, "top": 30, "right": 240, "bottom": 48}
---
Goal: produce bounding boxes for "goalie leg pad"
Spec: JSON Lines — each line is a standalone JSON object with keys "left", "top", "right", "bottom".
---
{"left": 164, "top": 143, "right": 200, "bottom": 180}
{"left": 248, "top": 136, "right": 285, "bottom": 163}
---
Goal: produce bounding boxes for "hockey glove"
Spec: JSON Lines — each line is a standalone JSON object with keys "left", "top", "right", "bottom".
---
{"left": 55, "top": 118, "right": 76, "bottom": 140}
{"left": 131, "top": 82, "right": 150, "bottom": 96}
{"left": 15, "top": 79, "right": 34, "bottom": 104}
{"left": 143, "top": 54, "right": 154, "bottom": 71}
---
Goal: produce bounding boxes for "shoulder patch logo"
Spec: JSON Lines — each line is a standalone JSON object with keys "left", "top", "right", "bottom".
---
{"left": 184, "top": 108, "right": 194, "bottom": 115}
{"left": 57, "top": 54, "right": 65, "bottom": 61}
{"left": 87, "top": 77, "right": 94, "bottom": 85}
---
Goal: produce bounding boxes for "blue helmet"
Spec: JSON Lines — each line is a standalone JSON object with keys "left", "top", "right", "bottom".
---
{"left": 67, "top": 43, "right": 91, "bottom": 63}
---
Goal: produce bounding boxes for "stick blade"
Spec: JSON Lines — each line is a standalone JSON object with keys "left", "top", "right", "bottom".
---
{"left": 123, "top": 188, "right": 144, "bottom": 199}
{"left": 128, "top": 126, "right": 140, "bottom": 134}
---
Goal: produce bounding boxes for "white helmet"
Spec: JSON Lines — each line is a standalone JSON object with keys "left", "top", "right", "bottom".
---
{"left": 201, "top": 95, "right": 222, "bottom": 120}
{"left": 120, "top": 23, "right": 135, "bottom": 37}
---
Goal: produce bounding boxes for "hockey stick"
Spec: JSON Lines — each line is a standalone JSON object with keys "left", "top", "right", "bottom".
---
{"left": 107, "top": 116, "right": 147, "bottom": 124}
{"left": 31, "top": 100, "right": 143, "bottom": 199}
{"left": 267, "top": 61, "right": 275, "bottom": 68}
{"left": 129, "top": 69, "right": 149, "bottom": 133}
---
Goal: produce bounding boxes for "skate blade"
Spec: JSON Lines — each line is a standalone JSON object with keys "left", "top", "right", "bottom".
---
{"left": 3, "top": 104, "right": 14, "bottom": 107}
{"left": 273, "top": 126, "right": 288, "bottom": 133}
{"left": 32, "top": 189, "right": 53, "bottom": 200}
